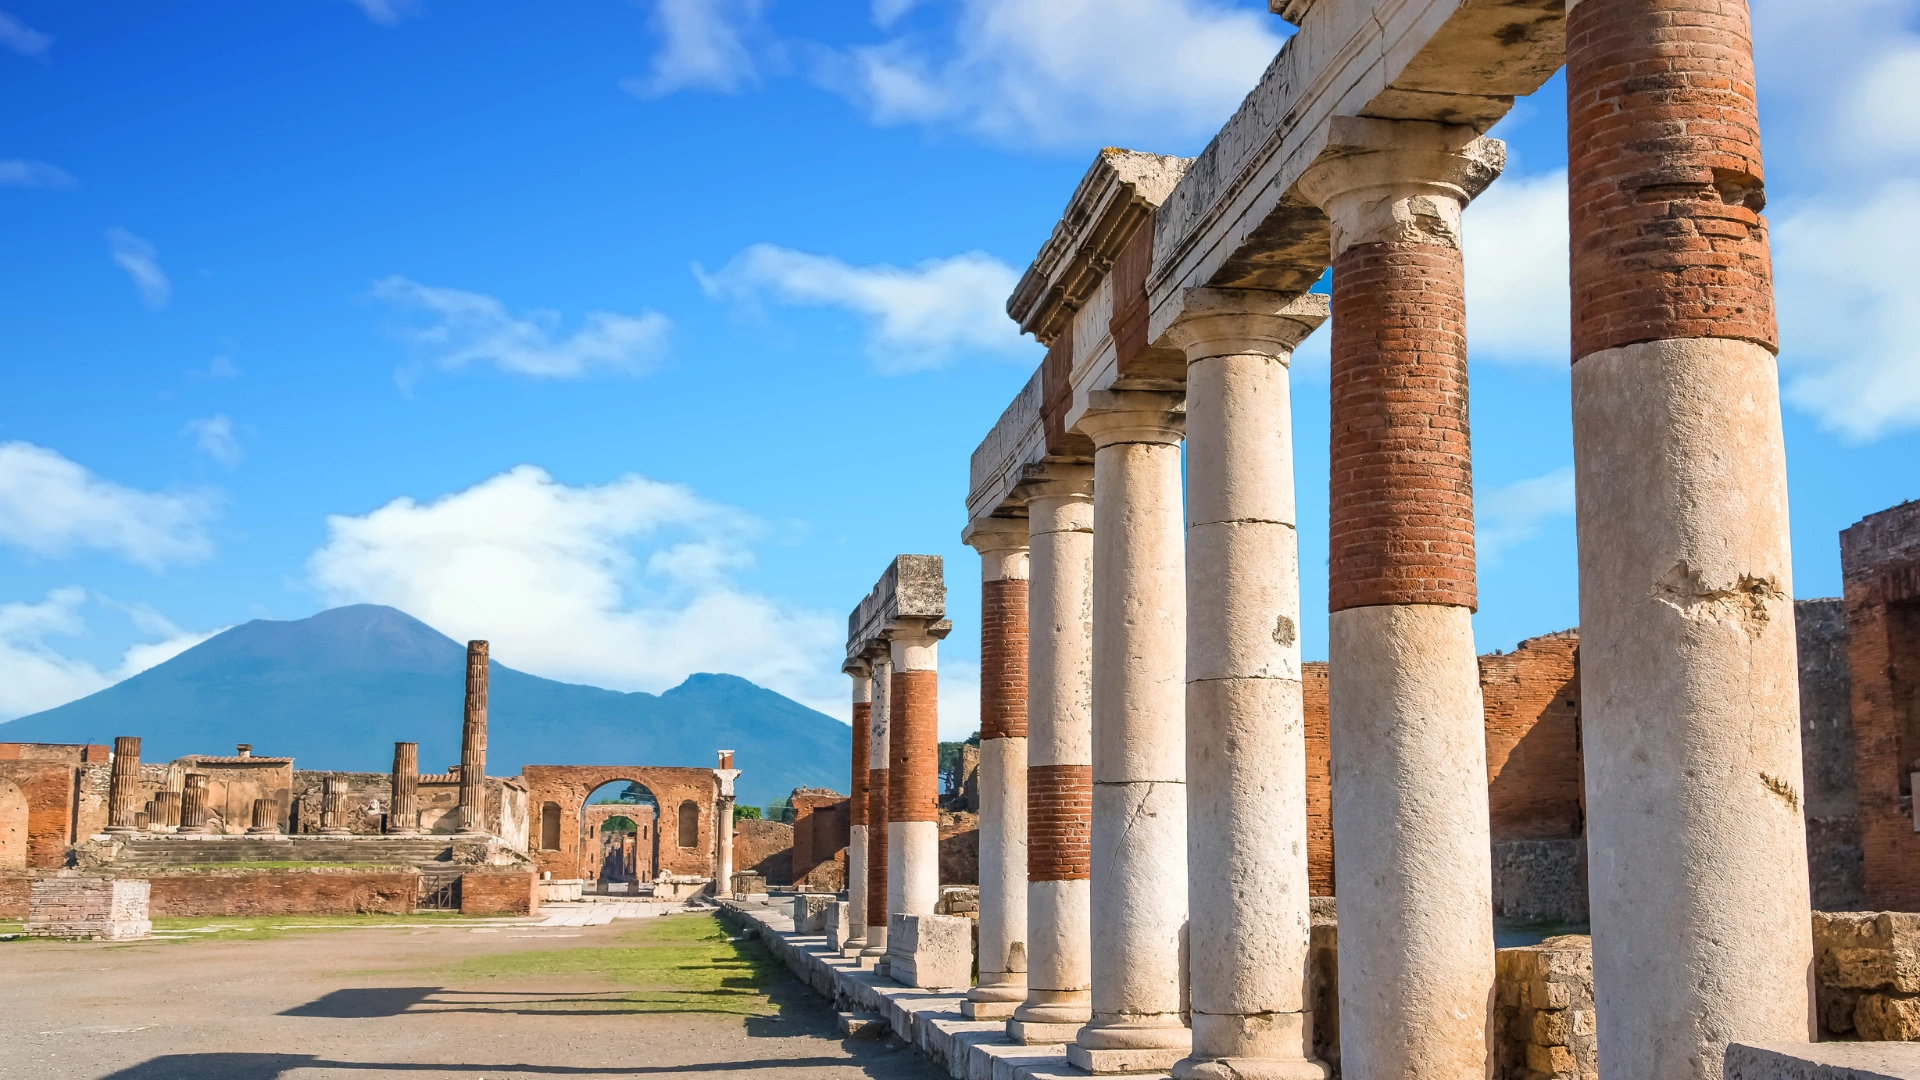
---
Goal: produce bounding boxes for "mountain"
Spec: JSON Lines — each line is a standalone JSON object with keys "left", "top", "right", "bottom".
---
{"left": 0, "top": 604, "right": 847, "bottom": 808}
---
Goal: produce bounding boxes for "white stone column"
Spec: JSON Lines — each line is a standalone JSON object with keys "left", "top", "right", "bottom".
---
{"left": 962, "top": 519, "right": 1032, "bottom": 1019}
{"left": 862, "top": 654, "right": 893, "bottom": 961}
{"left": 1169, "top": 289, "right": 1330, "bottom": 1080}
{"left": 844, "top": 662, "right": 872, "bottom": 956}
{"left": 714, "top": 752, "right": 739, "bottom": 898}
{"left": 1010, "top": 471, "right": 1097, "bottom": 1045}
{"left": 1069, "top": 390, "right": 1191, "bottom": 1075}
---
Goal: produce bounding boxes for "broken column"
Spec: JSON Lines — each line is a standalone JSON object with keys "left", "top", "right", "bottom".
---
{"left": 844, "top": 661, "right": 872, "bottom": 955}
{"left": 152, "top": 790, "right": 181, "bottom": 831}
{"left": 320, "top": 776, "right": 351, "bottom": 836}
{"left": 106, "top": 736, "right": 141, "bottom": 834}
{"left": 178, "top": 772, "right": 212, "bottom": 834}
{"left": 1297, "top": 116, "right": 1503, "bottom": 1080}
{"left": 247, "top": 797, "right": 279, "bottom": 835}
{"left": 1168, "top": 288, "right": 1330, "bottom": 1080}
{"left": 715, "top": 750, "right": 739, "bottom": 897}
{"left": 1565, "top": 1, "right": 1813, "bottom": 1074}
{"left": 962, "top": 518, "right": 1032, "bottom": 1019}
{"left": 862, "top": 652, "right": 892, "bottom": 963}
{"left": 1010, "top": 469, "right": 1097, "bottom": 1044}
{"left": 388, "top": 742, "right": 419, "bottom": 835}
{"left": 1070, "top": 391, "right": 1191, "bottom": 1074}
{"left": 458, "top": 639, "right": 488, "bottom": 835}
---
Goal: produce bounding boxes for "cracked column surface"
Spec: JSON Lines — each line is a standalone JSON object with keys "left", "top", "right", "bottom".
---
{"left": 844, "top": 661, "right": 872, "bottom": 955}
{"left": 1298, "top": 116, "right": 1503, "bottom": 1080}
{"left": 106, "top": 736, "right": 142, "bottom": 834}
{"left": 458, "top": 639, "right": 488, "bottom": 834}
{"left": 1069, "top": 390, "right": 1191, "bottom": 1075}
{"left": 388, "top": 742, "right": 419, "bottom": 835}
{"left": 1566, "top": 1, "right": 1813, "bottom": 1075}
{"left": 963, "top": 519, "right": 1032, "bottom": 1019}
{"left": 889, "top": 622, "right": 943, "bottom": 925}
{"left": 862, "top": 654, "right": 893, "bottom": 960}
{"left": 1010, "top": 471, "right": 1096, "bottom": 1044}
{"left": 1169, "top": 289, "right": 1330, "bottom": 1080}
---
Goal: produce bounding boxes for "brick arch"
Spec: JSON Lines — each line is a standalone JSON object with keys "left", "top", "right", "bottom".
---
{"left": 521, "top": 765, "right": 717, "bottom": 881}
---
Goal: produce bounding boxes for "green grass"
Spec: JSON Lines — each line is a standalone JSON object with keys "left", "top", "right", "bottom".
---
{"left": 158, "top": 861, "right": 417, "bottom": 871}
{"left": 135, "top": 912, "right": 488, "bottom": 944}
{"left": 433, "top": 913, "right": 781, "bottom": 1017}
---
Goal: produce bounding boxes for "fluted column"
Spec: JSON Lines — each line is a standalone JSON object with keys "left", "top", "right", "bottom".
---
{"left": 1298, "top": 117, "right": 1503, "bottom": 1080}
{"left": 106, "top": 736, "right": 141, "bottom": 834}
{"left": 320, "top": 776, "right": 352, "bottom": 836}
{"left": 458, "top": 639, "right": 489, "bottom": 835}
{"left": 962, "top": 519, "right": 1032, "bottom": 1019}
{"left": 179, "top": 773, "right": 212, "bottom": 834}
{"left": 889, "top": 621, "right": 943, "bottom": 923}
{"left": 1010, "top": 471, "right": 1096, "bottom": 1044}
{"left": 1069, "top": 390, "right": 1191, "bottom": 1075}
{"left": 248, "top": 797, "right": 279, "bottom": 835}
{"left": 153, "top": 790, "right": 181, "bottom": 831}
{"left": 1169, "top": 289, "right": 1329, "bottom": 1080}
{"left": 862, "top": 654, "right": 893, "bottom": 960}
{"left": 715, "top": 750, "right": 739, "bottom": 897}
{"left": 1566, "top": 1, "right": 1812, "bottom": 1074}
{"left": 845, "top": 662, "right": 873, "bottom": 955}
{"left": 388, "top": 742, "right": 419, "bottom": 834}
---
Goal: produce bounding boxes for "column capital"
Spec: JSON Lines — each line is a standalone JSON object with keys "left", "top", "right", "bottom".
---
{"left": 1075, "top": 390, "right": 1185, "bottom": 449}
{"left": 961, "top": 516, "right": 1032, "bottom": 557}
{"left": 1013, "top": 462, "right": 1094, "bottom": 506}
{"left": 843, "top": 656, "right": 873, "bottom": 679}
{"left": 1164, "top": 287, "right": 1328, "bottom": 363}
{"left": 1297, "top": 116, "right": 1504, "bottom": 254}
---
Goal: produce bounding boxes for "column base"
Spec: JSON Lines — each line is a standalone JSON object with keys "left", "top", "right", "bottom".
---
{"left": 886, "top": 913, "right": 973, "bottom": 989}
{"left": 1172, "top": 1057, "right": 1327, "bottom": 1080}
{"left": 1067, "top": 1042, "right": 1191, "bottom": 1075}
{"left": 385, "top": 828, "right": 420, "bottom": 837}
{"left": 246, "top": 827, "right": 281, "bottom": 836}
{"left": 962, "top": 999, "right": 1019, "bottom": 1020}
{"left": 103, "top": 826, "right": 140, "bottom": 835}
{"left": 1007, "top": 1018, "right": 1085, "bottom": 1045}
{"left": 318, "top": 829, "right": 352, "bottom": 837}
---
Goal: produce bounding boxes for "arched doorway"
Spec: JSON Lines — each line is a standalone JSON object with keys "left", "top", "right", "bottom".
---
{"left": 519, "top": 765, "right": 719, "bottom": 882}
{"left": 0, "top": 779, "right": 25, "bottom": 870}
{"left": 580, "top": 781, "right": 658, "bottom": 891}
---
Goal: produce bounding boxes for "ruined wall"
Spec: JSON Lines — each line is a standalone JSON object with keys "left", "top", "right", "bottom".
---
{"left": 0, "top": 756, "right": 110, "bottom": 868}
{"left": 581, "top": 803, "right": 656, "bottom": 881}
{"left": 1843, "top": 501, "right": 1920, "bottom": 911}
{"left": 150, "top": 868, "right": 421, "bottom": 916}
{"left": 940, "top": 810, "right": 979, "bottom": 886}
{"left": 291, "top": 771, "right": 391, "bottom": 834}
{"left": 175, "top": 756, "right": 294, "bottom": 835}
{"left": 1799, "top": 597, "right": 1865, "bottom": 910}
{"left": 460, "top": 871, "right": 538, "bottom": 916}
{"left": 735, "top": 818, "right": 793, "bottom": 885}
{"left": 521, "top": 766, "right": 718, "bottom": 881}
{"left": 789, "top": 788, "right": 848, "bottom": 890}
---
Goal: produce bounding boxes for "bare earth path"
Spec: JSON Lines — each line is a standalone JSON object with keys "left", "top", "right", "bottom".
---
{"left": 0, "top": 912, "right": 945, "bottom": 1080}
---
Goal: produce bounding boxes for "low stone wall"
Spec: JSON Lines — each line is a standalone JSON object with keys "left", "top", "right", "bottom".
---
{"left": 1495, "top": 936, "right": 1597, "bottom": 1080}
{"left": 1492, "top": 839, "right": 1589, "bottom": 925}
{"left": 26, "top": 876, "right": 150, "bottom": 940}
{"left": 460, "top": 872, "right": 538, "bottom": 916}
{"left": 1814, "top": 911, "right": 1920, "bottom": 1039}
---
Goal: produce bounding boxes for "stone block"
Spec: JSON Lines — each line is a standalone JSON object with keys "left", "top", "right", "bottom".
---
{"left": 839, "top": 1011, "right": 888, "bottom": 1038}
{"left": 791, "top": 892, "right": 834, "bottom": 933}
{"left": 25, "top": 876, "right": 150, "bottom": 940}
{"left": 1005, "top": 1019, "right": 1083, "bottom": 1046}
{"left": 1858, "top": 994, "right": 1920, "bottom": 1041}
{"left": 1063, "top": 1041, "right": 1189, "bottom": 1074}
{"left": 825, "top": 900, "right": 852, "bottom": 951}
{"left": 889, "top": 912, "right": 975, "bottom": 990}
{"left": 1726, "top": 1041, "right": 1920, "bottom": 1080}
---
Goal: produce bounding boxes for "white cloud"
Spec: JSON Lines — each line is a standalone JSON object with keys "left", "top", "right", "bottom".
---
{"left": 0, "top": 10, "right": 50, "bottom": 59}
{"left": 626, "top": 0, "right": 767, "bottom": 96}
{"left": 106, "top": 228, "right": 171, "bottom": 310}
{"left": 1464, "top": 169, "right": 1569, "bottom": 367}
{"left": 183, "top": 415, "right": 245, "bottom": 469}
{"left": 343, "top": 0, "right": 421, "bottom": 25}
{"left": 0, "top": 589, "right": 221, "bottom": 721}
{"left": 0, "top": 442, "right": 219, "bottom": 569}
{"left": 306, "top": 465, "right": 846, "bottom": 717}
{"left": 871, "top": 0, "right": 923, "bottom": 28}
{"left": 1478, "top": 466, "right": 1575, "bottom": 562}
{"left": 697, "top": 244, "right": 1032, "bottom": 372}
{"left": 372, "top": 276, "right": 672, "bottom": 380}
{"left": 0, "top": 159, "right": 74, "bottom": 188}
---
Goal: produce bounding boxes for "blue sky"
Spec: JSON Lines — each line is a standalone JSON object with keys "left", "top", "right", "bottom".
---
{"left": 1, "top": 0, "right": 1915, "bottom": 741}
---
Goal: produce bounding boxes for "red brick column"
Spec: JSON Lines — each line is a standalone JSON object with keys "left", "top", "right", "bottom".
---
{"left": 963, "top": 521, "right": 1031, "bottom": 1016}
{"left": 1027, "top": 766, "right": 1092, "bottom": 882}
{"left": 1567, "top": 3, "right": 1810, "bottom": 1072}
{"left": 888, "top": 625, "right": 941, "bottom": 922}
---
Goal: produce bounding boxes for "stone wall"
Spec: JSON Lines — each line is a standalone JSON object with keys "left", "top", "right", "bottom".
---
{"left": 0, "top": 755, "right": 110, "bottom": 868}
{"left": 1494, "top": 937, "right": 1597, "bottom": 1080}
{"left": 789, "top": 788, "right": 848, "bottom": 890}
{"left": 1841, "top": 502, "right": 1920, "bottom": 911}
{"left": 25, "top": 876, "right": 150, "bottom": 940}
{"left": 146, "top": 868, "right": 422, "bottom": 916}
{"left": 1798, "top": 597, "right": 1866, "bottom": 911}
{"left": 174, "top": 755, "right": 294, "bottom": 835}
{"left": 735, "top": 819, "right": 793, "bottom": 885}
{"left": 521, "top": 765, "right": 718, "bottom": 881}
{"left": 1813, "top": 910, "right": 1920, "bottom": 1040}
{"left": 460, "top": 871, "right": 538, "bottom": 915}
{"left": 939, "top": 810, "right": 979, "bottom": 886}
{"left": 1492, "top": 839, "right": 1589, "bottom": 925}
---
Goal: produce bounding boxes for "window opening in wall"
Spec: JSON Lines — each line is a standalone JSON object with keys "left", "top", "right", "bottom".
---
{"left": 678, "top": 799, "right": 699, "bottom": 848}
{"left": 539, "top": 801, "right": 561, "bottom": 851}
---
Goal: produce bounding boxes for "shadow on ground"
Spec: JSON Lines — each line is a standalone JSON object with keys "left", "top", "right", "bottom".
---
{"left": 96, "top": 1055, "right": 862, "bottom": 1079}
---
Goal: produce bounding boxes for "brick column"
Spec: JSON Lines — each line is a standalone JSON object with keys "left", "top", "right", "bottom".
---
{"left": 963, "top": 519, "right": 1032, "bottom": 1019}
{"left": 389, "top": 742, "right": 419, "bottom": 834}
{"left": 1168, "top": 289, "right": 1329, "bottom": 1080}
{"left": 179, "top": 772, "right": 212, "bottom": 834}
{"left": 106, "top": 736, "right": 141, "bottom": 834}
{"left": 1069, "top": 391, "right": 1191, "bottom": 1075}
{"left": 1566, "top": 1, "right": 1812, "bottom": 1074}
{"left": 1299, "top": 117, "right": 1503, "bottom": 1080}
{"left": 862, "top": 654, "right": 893, "bottom": 960}
{"left": 458, "top": 640, "right": 489, "bottom": 835}
{"left": 845, "top": 661, "right": 873, "bottom": 955}
{"left": 1009, "top": 470, "right": 1096, "bottom": 1044}
{"left": 888, "top": 622, "right": 942, "bottom": 921}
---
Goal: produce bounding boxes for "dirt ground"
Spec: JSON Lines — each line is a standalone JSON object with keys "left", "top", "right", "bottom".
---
{"left": 0, "top": 912, "right": 947, "bottom": 1080}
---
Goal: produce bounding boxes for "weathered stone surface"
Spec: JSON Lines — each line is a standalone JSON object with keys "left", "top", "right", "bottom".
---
{"left": 25, "top": 875, "right": 150, "bottom": 940}
{"left": 792, "top": 892, "right": 836, "bottom": 934}
{"left": 1726, "top": 1041, "right": 1920, "bottom": 1080}
{"left": 889, "top": 912, "right": 974, "bottom": 990}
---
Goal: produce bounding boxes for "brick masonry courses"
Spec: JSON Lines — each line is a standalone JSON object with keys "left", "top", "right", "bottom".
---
{"left": 1843, "top": 501, "right": 1920, "bottom": 911}
{"left": 520, "top": 765, "right": 718, "bottom": 882}
{"left": 980, "top": 579, "right": 1031, "bottom": 741}
{"left": 0, "top": 750, "right": 111, "bottom": 869}
{"left": 459, "top": 871, "right": 538, "bottom": 916}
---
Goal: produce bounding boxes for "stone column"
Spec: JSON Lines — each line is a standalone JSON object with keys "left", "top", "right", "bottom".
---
{"left": 106, "top": 736, "right": 141, "bottom": 834}
{"left": 845, "top": 662, "right": 873, "bottom": 955}
{"left": 1069, "top": 391, "right": 1191, "bottom": 1075}
{"left": 320, "top": 776, "right": 352, "bottom": 836}
{"left": 1565, "top": 2, "right": 1813, "bottom": 1075}
{"left": 248, "top": 797, "right": 279, "bottom": 835}
{"left": 715, "top": 750, "right": 739, "bottom": 897}
{"left": 1011, "top": 471, "right": 1096, "bottom": 1045}
{"left": 862, "top": 654, "right": 893, "bottom": 960}
{"left": 1298, "top": 117, "right": 1502, "bottom": 1080}
{"left": 888, "top": 621, "right": 942, "bottom": 921}
{"left": 388, "top": 742, "right": 419, "bottom": 835}
{"left": 963, "top": 519, "right": 1032, "bottom": 1020}
{"left": 154, "top": 790, "right": 181, "bottom": 830}
{"left": 458, "top": 639, "right": 489, "bottom": 835}
{"left": 179, "top": 773, "right": 211, "bottom": 834}
{"left": 1168, "top": 289, "right": 1330, "bottom": 1080}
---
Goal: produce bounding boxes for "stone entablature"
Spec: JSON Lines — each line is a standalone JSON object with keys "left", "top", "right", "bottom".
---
{"left": 846, "top": 555, "right": 950, "bottom": 665}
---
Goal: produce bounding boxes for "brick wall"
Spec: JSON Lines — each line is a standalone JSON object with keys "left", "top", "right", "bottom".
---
{"left": 1843, "top": 501, "right": 1920, "bottom": 911}
{"left": 521, "top": 765, "right": 718, "bottom": 881}
{"left": 25, "top": 876, "right": 150, "bottom": 940}
{"left": 1305, "top": 663, "right": 1334, "bottom": 896}
{"left": 0, "top": 759, "right": 97, "bottom": 869}
{"left": 460, "top": 872, "right": 538, "bottom": 916}
{"left": 789, "top": 788, "right": 848, "bottom": 887}
{"left": 735, "top": 818, "right": 794, "bottom": 885}
{"left": 147, "top": 868, "right": 422, "bottom": 916}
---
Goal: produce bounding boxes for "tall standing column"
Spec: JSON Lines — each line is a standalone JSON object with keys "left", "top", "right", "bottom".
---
{"left": 1566, "top": 2, "right": 1812, "bottom": 1074}
{"left": 458, "top": 640, "right": 489, "bottom": 835}
{"left": 715, "top": 750, "right": 739, "bottom": 897}
{"left": 1011, "top": 473, "right": 1096, "bottom": 1044}
{"left": 1169, "top": 290, "right": 1330, "bottom": 1080}
{"left": 844, "top": 662, "right": 873, "bottom": 955}
{"left": 962, "top": 520, "right": 1032, "bottom": 1019}
{"left": 179, "top": 772, "right": 212, "bottom": 834}
{"left": 1298, "top": 117, "right": 1503, "bottom": 1080}
{"left": 888, "top": 621, "right": 943, "bottom": 929}
{"left": 1069, "top": 391, "right": 1191, "bottom": 1075}
{"left": 106, "top": 736, "right": 142, "bottom": 834}
{"left": 389, "top": 742, "right": 419, "bottom": 835}
{"left": 862, "top": 654, "right": 893, "bottom": 961}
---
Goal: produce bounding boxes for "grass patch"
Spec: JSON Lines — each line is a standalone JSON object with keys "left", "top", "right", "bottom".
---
{"left": 160, "top": 861, "right": 418, "bottom": 871}
{"left": 135, "top": 912, "right": 487, "bottom": 944}
{"left": 435, "top": 913, "right": 781, "bottom": 1017}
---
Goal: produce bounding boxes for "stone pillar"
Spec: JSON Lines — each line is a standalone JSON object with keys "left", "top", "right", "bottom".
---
{"left": 862, "top": 654, "right": 892, "bottom": 960}
{"left": 106, "top": 736, "right": 141, "bottom": 834}
{"left": 845, "top": 662, "right": 873, "bottom": 955}
{"left": 1069, "top": 391, "right": 1191, "bottom": 1075}
{"left": 888, "top": 621, "right": 942, "bottom": 920}
{"left": 388, "top": 742, "right": 419, "bottom": 835}
{"left": 1168, "top": 289, "right": 1330, "bottom": 1080}
{"left": 1565, "top": 2, "right": 1813, "bottom": 1075}
{"left": 179, "top": 773, "right": 211, "bottom": 834}
{"left": 458, "top": 639, "right": 489, "bottom": 835}
{"left": 1298, "top": 117, "right": 1503, "bottom": 1080}
{"left": 1011, "top": 471, "right": 1096, "bottom": 1044}
{"left": 320, "top": 776, "right": 352, "bottom": 836}
{"left": 153, "top": 790, "right": 181, "bottom": 830}
{"left": 248, "top": 797, "right": 279, "bottom": 835}
{"left": 715, "top": 750, "right": 739, "bottom": 897}
{"left": 962, "top": 519, "right": 1032, "bottom": 1020}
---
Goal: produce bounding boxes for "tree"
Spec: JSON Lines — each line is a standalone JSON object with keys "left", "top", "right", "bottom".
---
{"left": 938, "top": 732, "right": 981, "bottom": 795}
{"left": 734, "top": 804, "right": 762, "bottom": 823}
